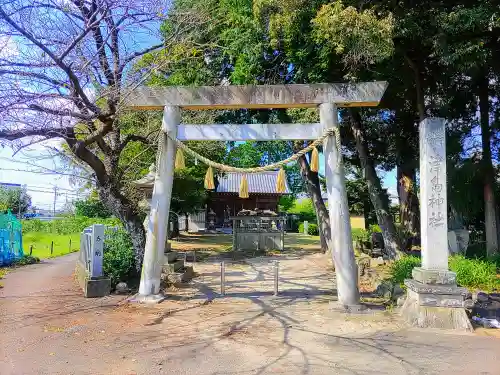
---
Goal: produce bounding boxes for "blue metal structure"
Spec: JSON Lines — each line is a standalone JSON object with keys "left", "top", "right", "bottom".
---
{"left": 0, "top": 211, "right": 23, "bottom": 265}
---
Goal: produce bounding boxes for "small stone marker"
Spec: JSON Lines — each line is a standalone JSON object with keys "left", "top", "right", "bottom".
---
{"left": 90, "top": 224, "right": 104, "bottom": 278}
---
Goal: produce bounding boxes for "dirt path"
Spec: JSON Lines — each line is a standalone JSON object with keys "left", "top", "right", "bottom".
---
{"left": 1, "top": 253, "right": 500, "bottom": 375}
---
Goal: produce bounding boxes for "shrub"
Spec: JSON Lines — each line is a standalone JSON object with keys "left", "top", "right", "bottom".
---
{"left": 352, "top": 228, "right": 370, "bottom": 253}
{"left": 351, "top": 228, "right": 370, "bottom": 243}
{"left": 369, "top": 224, "right": 382, "bottom": 233}
{"left": 308, "top": 223, "right": 319, "bottom": 235}
{"left": 75, "top": 198, "right": 112, "bottom": 218}
{"left": 103, "top": 230, "right": 138, "bottom": 288}
{"left": 13, "top": 255, "right": 40, "bottom": 266}
{"left": 298, "top": 222, "right": 319, "bottom": 235}
{"left": 449, "top": 255, "right": 500, "bottom": 291}
{"left": 389, "top": 255, "right": 421, "bottom": 286}
{"left": 288, "top": 199, "right": 317, "bottom": 222}
{"left": 491, "top": 254, "right": 500, "bottom": 271}
{"left": 389, "top": 254, "right": 500, "bottom": 291}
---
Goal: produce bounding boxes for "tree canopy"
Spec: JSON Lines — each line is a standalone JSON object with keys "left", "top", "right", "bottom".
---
{"left": 2, "top": 0, "right": 500, "bottom": 262}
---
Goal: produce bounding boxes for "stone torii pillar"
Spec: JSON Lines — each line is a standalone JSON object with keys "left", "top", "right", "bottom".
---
{"left": 134, "top": 106, "right": 179, "bottom": 302}
{"left": 401, "top": 118, "right": 472, "bottom": 330}
{"left": 321, "top": 103, "right": 360, "bottom": 307}
{"left": 127, "top": 82, "right": 388, "bottom": 306}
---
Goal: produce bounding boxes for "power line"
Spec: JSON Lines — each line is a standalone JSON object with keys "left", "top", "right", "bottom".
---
{"left": 0, "top": 167, "right": 93, "bottom": 180}
{"left": 26, "top": 184, "right": 80, "bottom": 192}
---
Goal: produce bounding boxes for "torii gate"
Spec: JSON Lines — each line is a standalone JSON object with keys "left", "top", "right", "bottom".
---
{"left": 127, "top": 82, "right": 388, "bottom": 308}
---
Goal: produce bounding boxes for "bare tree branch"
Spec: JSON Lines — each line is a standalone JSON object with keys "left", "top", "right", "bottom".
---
{"left": 0, "top": 0, "right": 215, "bottom": 262}
{"left": 120, "top": 43, "right": 164, "bottom": 71}
{"left": 119, "top": 133, "right": 155, "bottom": 152}
{"left": 0, "top": 126, "right": 73, "bottom": 141}
{"left": 0, "top": 5, "right": 100, "bottom": 114}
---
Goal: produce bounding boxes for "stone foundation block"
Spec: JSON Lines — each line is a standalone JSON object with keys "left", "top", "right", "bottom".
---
{"left": 75, "top": 261, "right": 111, "bottom": 298}
{"left": 412, "top": 267, "right": 456, "bottom": 285}
{"left": 164, "top": 251, "right": 179, "bottom": 263}
{"left": 405, "top": 279, "right": 468, "bottom": 307}
{"left": 401, "top": 292, "right": 472, "bottom": 331}
{"left": 401, "top": 278, "right": 472, "bottom": 331}
{"left": 162, "top": 259, "right": 184, "bottom": 273}
{"left": 85, "top": 277, "right": 111, "bottom": 298}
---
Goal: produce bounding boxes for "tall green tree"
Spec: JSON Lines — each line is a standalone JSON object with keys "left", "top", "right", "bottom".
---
{"left": 0, "top": 186, "right": 31, "bottom": 215}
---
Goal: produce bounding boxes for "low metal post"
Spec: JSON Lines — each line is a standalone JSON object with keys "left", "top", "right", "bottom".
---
{"left": 220, "top": 261, "right": 225, "bottom": 296}
{"left": 273, "top": 260, "right": 279, "bottom": 296}
{"left": 69, "top": 239, "right": 72, "bottom": 252}
{"left": 50, "top": 241, "right": 54, "bottom": 255}
{"left": 29, "top": 245, "right": 33, "bottom": 256}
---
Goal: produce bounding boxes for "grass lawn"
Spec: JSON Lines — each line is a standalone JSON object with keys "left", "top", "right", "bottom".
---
{"left": 170, "top": 232, "right": 322, "bottom": 253}
{"left": 23, "top": 232, "right": 80, "bottom": 259}
{"left": 0, "top": 268, "right": 6, "bottom": 288}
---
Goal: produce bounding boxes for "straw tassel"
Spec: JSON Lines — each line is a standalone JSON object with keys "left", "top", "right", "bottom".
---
{"left": 204, "top": 166, "right": 215, "bottom": 190}
{"left": 310, "top": 147, "right": 319, "bottom": 172}
{"left": 239, "top": 174, "right": 249, "bottom": 198}
{"left": 276, "top": 168, "right": 286, "bottom": 193}
{"left": 175, "top": 148, "right": 185, "bottom": 169}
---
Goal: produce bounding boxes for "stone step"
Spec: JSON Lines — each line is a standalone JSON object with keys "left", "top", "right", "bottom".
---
{"left": 163, "top": 266, "right": 195, "bottom": 285}
{"left": 162, "top": 259, "right": 185, "bottom": 273}
{"left": 164, "top": 251, "right": 179, "bottom": 263}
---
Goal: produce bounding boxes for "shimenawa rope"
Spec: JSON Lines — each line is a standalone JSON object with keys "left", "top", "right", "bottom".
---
{"left": 167, "top": 126, "right": 342, "bottom": 173}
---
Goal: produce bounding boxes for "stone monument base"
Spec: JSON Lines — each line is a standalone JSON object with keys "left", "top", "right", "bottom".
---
{"left": 401, "top": 278, "right": 472, "bottom": 331}
{"left": 75, "top": 261, "right": 111, "bottom": 298}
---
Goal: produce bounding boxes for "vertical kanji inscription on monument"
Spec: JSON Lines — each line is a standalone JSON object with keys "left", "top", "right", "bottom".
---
{"left": 420, "top": 118, "right": 448, "bottom": 270}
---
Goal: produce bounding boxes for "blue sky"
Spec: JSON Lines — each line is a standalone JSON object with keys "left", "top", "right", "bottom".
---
{"left": 0, "top": 143, "right": 79, "bottom": 211}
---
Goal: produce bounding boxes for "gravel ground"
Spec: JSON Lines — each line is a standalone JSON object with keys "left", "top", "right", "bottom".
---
{"left": 1, "top": 252, "right": 500, "bottom": 375}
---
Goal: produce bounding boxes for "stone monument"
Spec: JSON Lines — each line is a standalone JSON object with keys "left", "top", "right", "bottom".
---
{"left": 401, "top": 118, "right": 472, "bottom": 330}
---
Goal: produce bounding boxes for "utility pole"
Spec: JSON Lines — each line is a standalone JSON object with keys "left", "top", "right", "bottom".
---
{"left": 53, "top": 186, "right": 57, "bottom": 217}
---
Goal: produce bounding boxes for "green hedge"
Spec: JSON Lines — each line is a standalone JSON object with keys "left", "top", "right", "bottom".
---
{"left": 22, "top": 216, "right": 121, "bottom": 235}
{"left": 351, "top": 228, "right": 370, "bottom": 243}
{"left": 449, "top": 255, "right": 500, "bottom": 290}
{"left": 389, "top": 255, "right": 500, "bottom": 291}
{"left": 298, "top": 222, "right": 319, "bottom": 235}
{"left": 389, "top": 255, "right": 421, "bottom": 286}
{"left": 103, "top": 229, "right": 138, "bottom": 288}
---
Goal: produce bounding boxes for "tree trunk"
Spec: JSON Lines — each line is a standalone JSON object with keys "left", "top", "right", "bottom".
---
{"left": 405, "top": 54, "right": 426, "bottom": 122}
{"left": 349, "top": 109, "right": 403, "bottom": 259}
{"left": 295, "top": 149, "right": 330, "bottom": 253}
{"left": 97, "top": 184, "right": 146, "bottom": 272}
{"left": 397, "top": 164, "right": 420, "bottom": 236}
{"left": 479, "top": 73, "right": 499, "bottom": 256}
{"left": 400, "top": 54, "right": 424, "bottom": 237}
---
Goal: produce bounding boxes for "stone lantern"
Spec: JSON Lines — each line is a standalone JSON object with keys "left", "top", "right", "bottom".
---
{"left": 132, "top": 164, "right": 155, "bottom": 230}
{"left": 132, "top": 164, "right": 172, "bottom": 253}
